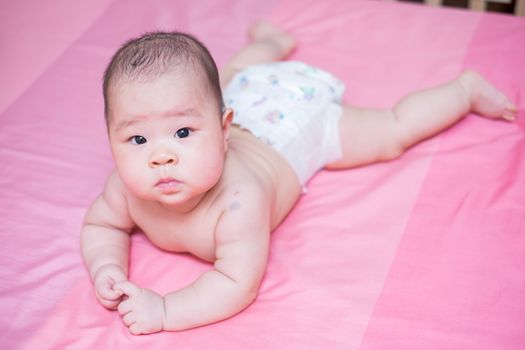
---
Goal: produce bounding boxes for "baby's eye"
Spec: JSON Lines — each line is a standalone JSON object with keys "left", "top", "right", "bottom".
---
{"left": 175, "top": 128, "right": 191, "bottom": 139}
{"left": 129, "top": 135, "right": 147, "bottom": 145}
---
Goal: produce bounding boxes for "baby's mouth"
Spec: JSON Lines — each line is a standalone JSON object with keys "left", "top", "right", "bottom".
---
{"left": 155, "top": 177, "right": 181, "bottom": 192}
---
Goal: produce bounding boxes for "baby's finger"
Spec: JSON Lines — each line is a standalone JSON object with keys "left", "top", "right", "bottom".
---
{"left": 129, "top": 323, "right": 143, "bottom": 335}
{"left": 113, "top": 281, "right": 141, "bottom": 297}
{"left": 96, "top": 288, "right": 122, "bottom": 310}
{"left": 99, "top": 297, "right": 119, "bottom": 310}
{"left": 98, "top": 285, "right": 123, "bottom": 300}
{"left": 122, "top": 312, "right": 136, "bottom": 327}
{"left": 117, "top": 299, "right": 133, "bottom": 316}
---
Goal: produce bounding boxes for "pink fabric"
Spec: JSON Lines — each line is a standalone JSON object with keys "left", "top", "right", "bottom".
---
{"left": 1, "top": 0, "right": 524, "bottom": 349}
{"left": 0, "top": 0, "right": 114, "bottom": 114}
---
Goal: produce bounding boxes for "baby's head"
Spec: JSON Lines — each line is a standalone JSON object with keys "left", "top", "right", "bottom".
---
{"left": 103, "top": 31, "right": 224, "bottom": 124}
{"left": 102, "top": 32, "right": 233, "bottom": 206}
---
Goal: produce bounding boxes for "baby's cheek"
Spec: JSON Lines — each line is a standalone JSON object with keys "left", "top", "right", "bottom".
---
{"left": 197, "top": 154, "right": 224, "bottom": 184}
{"left": 117, "top": 162, "right": 150, "bottom": 196}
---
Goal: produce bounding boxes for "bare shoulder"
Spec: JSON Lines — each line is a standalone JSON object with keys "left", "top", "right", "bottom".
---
{"left": 214, "top": 181, "right": 271, "bottom": 243}
{"left": 101, "top": 170, "right": 131, "bottom": 215}
{"left": 103, "top": 169, "right": 128, "bottom": 199}
{"left": 84, "top": 169, "right": 134, "bottom": 231}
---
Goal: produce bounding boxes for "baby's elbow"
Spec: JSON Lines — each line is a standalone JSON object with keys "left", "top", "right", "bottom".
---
{"left": 237, "top": 292, "right": 258, "bottom": 317}
{"left": 235, "top": 290, "right": 258, "bottom": 313}
{"left": 234, "top": 277, "right": 261, "bottom": 308}
{"left": 240, "top": 281, "right": 260, "bottom": 303}
{"left": 215, "top": 281, "right": 258, "bottom": 320}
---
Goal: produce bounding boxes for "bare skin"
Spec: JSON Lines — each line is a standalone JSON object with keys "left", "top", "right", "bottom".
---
{"left": 80, "top": 21, "right": 517, "bottom": 335}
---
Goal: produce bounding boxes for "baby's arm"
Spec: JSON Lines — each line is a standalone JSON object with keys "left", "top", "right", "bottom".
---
{"left": 115, "top": 187, "right": 271, "bottom": 334}
{"left": 81, "top": 171, "right": 135, "bottom": 309}
{"left": 327, "top": 71, "right": 517, "bottom": 169}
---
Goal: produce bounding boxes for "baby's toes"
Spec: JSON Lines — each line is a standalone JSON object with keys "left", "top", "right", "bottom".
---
{"left": 502, "top": 105, "right": 518, "bottom": 122}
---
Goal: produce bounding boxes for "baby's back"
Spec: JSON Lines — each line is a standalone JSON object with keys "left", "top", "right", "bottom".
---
{"left": 226, "top": 126, "right": 302, "bottom": 229}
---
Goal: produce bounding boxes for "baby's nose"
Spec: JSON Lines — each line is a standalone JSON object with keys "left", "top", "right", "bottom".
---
{"left": 149, "top": 153, "right": 177, "bottom": 168}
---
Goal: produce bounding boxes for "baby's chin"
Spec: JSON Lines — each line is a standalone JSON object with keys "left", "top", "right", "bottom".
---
{"left": 123, "top": 174, "right": 221, "bottom": 207}
{"left": 147, "top": 187, "right": 210, "bottom": 209}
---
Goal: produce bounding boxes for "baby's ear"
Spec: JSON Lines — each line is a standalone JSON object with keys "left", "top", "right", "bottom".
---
{"left": 221, "top": 108, "right": 234, "bottom": 151}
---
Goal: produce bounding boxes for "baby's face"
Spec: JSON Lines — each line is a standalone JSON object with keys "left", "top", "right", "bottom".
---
{"left": 107, "top": 70, "right": 230, "bottom": 207}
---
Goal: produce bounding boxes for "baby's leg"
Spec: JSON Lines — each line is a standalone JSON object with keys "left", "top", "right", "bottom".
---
{"left": 220, "top": 21, "right": 295, "bottom": 88}
{"left": 326, "top": 70, "right": 517, "bottom": 169}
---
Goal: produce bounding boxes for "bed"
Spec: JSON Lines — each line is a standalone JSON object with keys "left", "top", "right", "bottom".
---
{"left": 1, "top": 0, "right": 524, "bottom": 348}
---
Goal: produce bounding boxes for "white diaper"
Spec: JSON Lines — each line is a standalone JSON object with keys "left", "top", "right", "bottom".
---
{"left": 223, "top": 61, "right": 345, "bottom": 186}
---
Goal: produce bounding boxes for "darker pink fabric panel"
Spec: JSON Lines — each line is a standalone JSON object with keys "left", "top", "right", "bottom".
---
{"left": 360, "top": 12, "right": 525, "bottom": 350}
{"left": 272, "top": 1, "right": 483, "bottom": 348}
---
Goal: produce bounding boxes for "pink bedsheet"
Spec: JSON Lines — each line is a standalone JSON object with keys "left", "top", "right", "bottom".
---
{"left": 1, "top": 0, "right": 524, "bottom": 349}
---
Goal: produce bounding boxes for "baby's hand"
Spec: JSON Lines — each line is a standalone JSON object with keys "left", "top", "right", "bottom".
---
{"left": 93, "top": 264, "right": 127, "bottom": 310}
{"left": 114, "top": 281, "right": 165, "bottom": 335}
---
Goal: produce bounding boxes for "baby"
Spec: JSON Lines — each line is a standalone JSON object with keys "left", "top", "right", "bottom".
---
{"left": 81, "top": 22, "right": 517, "bottom": 335}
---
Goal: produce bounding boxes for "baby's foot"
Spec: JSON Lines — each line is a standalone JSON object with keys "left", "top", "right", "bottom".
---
{"left": 249, "top": 21, "right": 296, "bottom": 58}
{"left": 459, "top": 70, "right": 517, "bottom": 121}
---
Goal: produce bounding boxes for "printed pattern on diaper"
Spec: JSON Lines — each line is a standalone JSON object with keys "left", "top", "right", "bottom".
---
{"left": 264, "top": 110, "right": 285, "bottom": 124}
{"left": 268, "top": 74, "right": 279, "bottom": 85}
{"left": 299, "top": 86, "right": 315, "bottom": 101}
{"left": 224, "top": 62, "right": 343, "bottom": 138}
{"left": 239, "top": 75, "right": 250, "bottom": 88}
{"left": 222, "top": 61, "right": 345, "bottom": 184}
